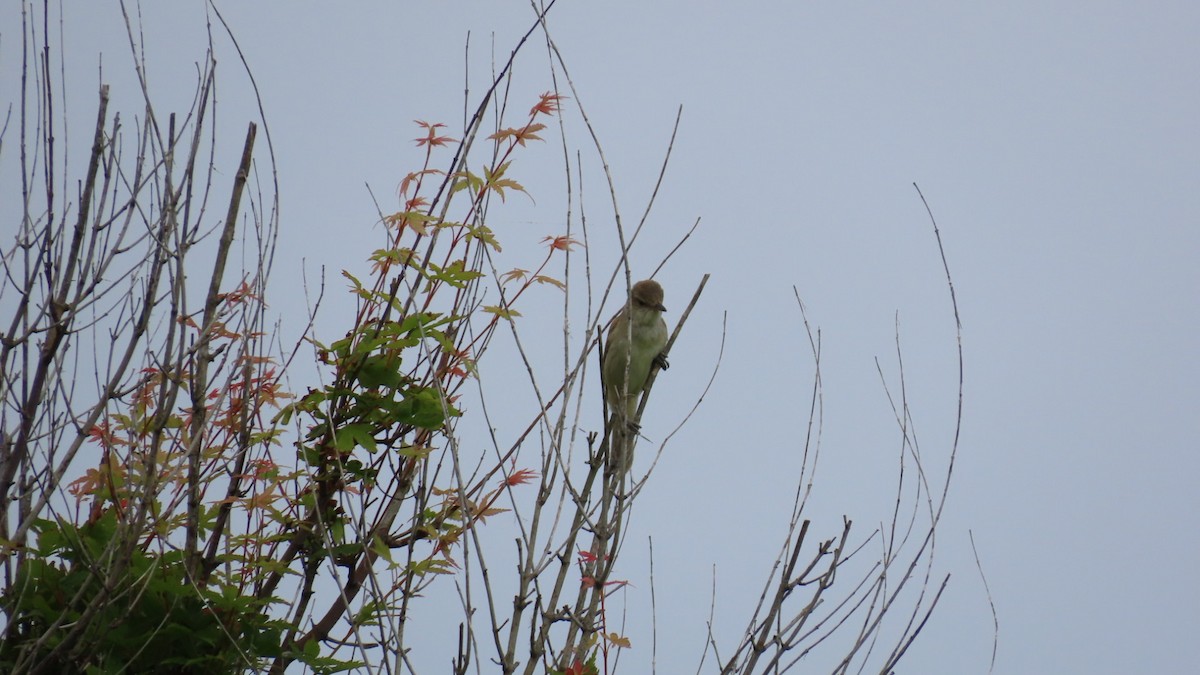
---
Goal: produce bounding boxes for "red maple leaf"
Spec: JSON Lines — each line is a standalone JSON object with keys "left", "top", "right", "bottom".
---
{"left": 505, "top": 467, "right": 538, "bottom": 487}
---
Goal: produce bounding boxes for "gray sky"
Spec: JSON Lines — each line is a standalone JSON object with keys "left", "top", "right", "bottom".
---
{"left": 3, "top": 1, "right": 1197, "bottom": 673}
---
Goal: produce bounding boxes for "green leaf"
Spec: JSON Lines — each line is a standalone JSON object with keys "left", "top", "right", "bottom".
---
{"left": 450, "top": 169, "right": 483, "bottom": 195}
{"left": 395, "top": 388, "right": 448, "bottom": 430}
{"left": 334, "top": 423, "right": 377, "bottom": 453}
{"left": 356, "top": 355, "right": 403, "bottom": 389}
{"left": 466, "top": 223, "right": 502, "bottom": 251}
{"left": 303, "top": 637, "right": 320, "bottom": 659}
{"left": 427, "top": 259, "right": 484, "bottom": 288}
{"left": 483, "top": 305, "right": 521, "bottom": 321}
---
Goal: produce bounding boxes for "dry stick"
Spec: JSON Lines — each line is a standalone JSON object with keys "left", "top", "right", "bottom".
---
{"left": 649, "top": 536, "right": 659, "bottom": 674}
{"left": 447, "top": 252, "right": 585, "bottom": 669}
{"left": 4, "top": 100, "right": 127, "bottom": 555}
{"left": 796, "top": 186, "right": 964, "bottom": 674}
{"left": 138, "top": 62, "right": 217, "bottom": 562}
{"left": 791, "top": 533, "right": 887, "bottom": 644}
{"left": 489, "top": 139, "right": 587, "bottom": 669}
{"left": 522, "top": 447, "right": 607, "bottom": 675}
{"left": 650, "top": 215, "right": 701, "bottom": 281}
{"left": 880, "top": 574, "right": 951, "bottom": 672}
{"left": 855, "top": 325, "right": 936, "bottom": 671}
{"left": 697, "top": 564, "right": 721, "bottom": 674}
{"left": 788, "top": 288, "right": 825, "bottom": 520}
{"left": 771, "top": 551, "right": 882, "bottom": 672}
{"left": 629, "top": 287, "right": 722, "bottom": 504}
{"left": 738, "top": 519, "right": 843, "bottom": 675}
{"left": 970, "top": 530, "right": 999, "bottom": 675}
{"left": 196, "top": 123, "right": 259, "bottom": 582}
{"left": 834, "top": 185, "right": 964, "bottom": 672}
{"left": 0, "top": 83, "right": 108, "bottom": 527}
{"left": 5, "top": 83, "right": 111, "bottom": 675}
{"left": 727, "top": 182, "right": 966, "bottom": 673}
{"left": 536, "top": 18, "right": 680, "bottom": 316}
{"left": 867, "top": 183, "right": 965, "bottom": 668}
{"left": 914, "top": 181, "right": 964, "bottom": 520}
{"left": 537, "top": 27, "right": 627, "bottom": 296}
{"left": 739, "top": 521, "right": 813, "bottom": 670}
{"left": 186, "top": 121, "right": 256, "bottom": 579}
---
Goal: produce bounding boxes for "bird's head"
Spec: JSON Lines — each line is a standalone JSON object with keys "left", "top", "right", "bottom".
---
{"left": 631, "top": 279, "right": 666, "bottom": 312}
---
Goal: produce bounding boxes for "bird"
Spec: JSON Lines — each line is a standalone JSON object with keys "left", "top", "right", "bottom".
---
{"left": 602, "top": 279, "right": 669, "bottom": 472}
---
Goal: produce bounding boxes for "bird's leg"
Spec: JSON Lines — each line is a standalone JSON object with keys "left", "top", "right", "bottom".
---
{"left": 653, "top": 352, "right": 670, "bottom": 371}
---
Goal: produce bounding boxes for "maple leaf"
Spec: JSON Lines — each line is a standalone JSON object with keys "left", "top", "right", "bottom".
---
{"left": 534, "top": 275, "right": 566, "bottom": 291}
{"left": 541, "top": 235, "right": 580, "bottom": 252}
{"left": 483, "top": 161, "right": 528, "bottom": 202}
{"left": 383, "top": 210, "right": 439, "bottom": 236}
{"left": 398, "top": 168, "right": 444, "bottom": 197}
{"left": 475, "top": 505, "right": 508, "bottom": 519}
{"left": 67, "top": 469, "right": 104, "bottom": 499}
{"left": 488, "top": 122, "right": 546, "bottom": 147}
{"left": 531, "top": 92, "right": 566, "bottom": 117}
{"left": 577, "top": 548, "right": 601, "bottom": 564}
{"left": 505, "top": 467, "right": 538, "bottom": 487}
{"left": 245, "top": 489, "right": 278, "bottom": 511}
{"left": 219, "top": 280, "right": 261, "bottom": 305}
{"left": 465, "top": 223, "right": 501, "bottom": 251}
{"left": 249, "top": 458, "right": 278, "bottom": 480}
{"left": 210, "top": 320, "right": 240, "bottom": 340}
{"left": 413, "top": 120, "right": 457, "bottom": 147}
{"left": 483, "top": 305, "right": 521, "bottom": 320}
{"left": 87, "top": 421, "right": 120, "bottom": 449}
{"left": 567, "top": 659, "right": 600, "bottom": 675}
{"left": 488, "top": 176, "right": 525, "bottom": 201}
{"left": 501, "top": 268, "right": 529, "bottom": 285}
{"left": 604, "top": 632, "right": 631, "bottom": 649}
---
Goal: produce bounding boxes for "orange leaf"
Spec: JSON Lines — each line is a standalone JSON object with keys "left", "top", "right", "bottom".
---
{"left": 488, "top": 123, "right": 546, "bottom": 147}
{"left": 541, "top": 235, "right": 580, "bottom": 252}
{"left": 398, "top": 168, "right": 444, "bottom": 197}
{"left": 531, "top": 92, "right": 565, "bottom": 117}
{"left": 413, "top": 120, "right": 457, "bottom": 147}
{"left": 501, "top": 268, "right": 529, "bottom": 285}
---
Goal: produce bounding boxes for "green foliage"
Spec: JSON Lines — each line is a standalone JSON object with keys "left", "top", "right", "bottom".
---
{"left": 0, "top": 513, "right": 285, "bottom": 674}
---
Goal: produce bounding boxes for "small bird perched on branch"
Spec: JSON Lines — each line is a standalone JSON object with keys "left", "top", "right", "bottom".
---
{"left": 603, "top": 279, "right": 669, "bottom": 471}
